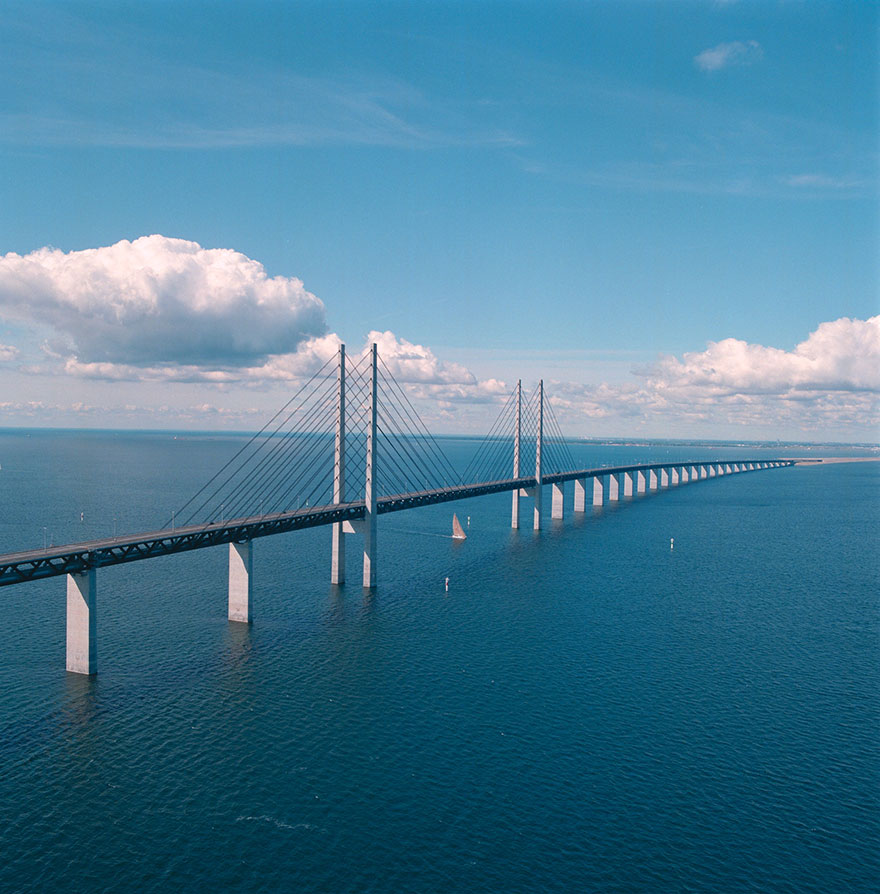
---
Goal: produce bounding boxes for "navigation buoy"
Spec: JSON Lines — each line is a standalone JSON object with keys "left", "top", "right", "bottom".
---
{"left": 670, "top": 537, "right": 674, "bottom": 550}
{"left": 445, "top": 577, "right": 449, "bottom": 592}
{"left": 467, "top": 516, "right": 470, "bottom": 527}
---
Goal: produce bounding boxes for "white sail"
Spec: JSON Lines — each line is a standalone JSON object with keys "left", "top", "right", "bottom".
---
{"left": 452, "top": 513, "right": 467, "bottom": 540}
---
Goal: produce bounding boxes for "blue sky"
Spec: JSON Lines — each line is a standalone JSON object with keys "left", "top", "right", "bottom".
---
{"left": 0, "top": 1, "right": 877, "bottom": 441}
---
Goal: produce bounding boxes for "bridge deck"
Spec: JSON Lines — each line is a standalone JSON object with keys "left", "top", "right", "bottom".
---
{"left": 0, "top": 460, "right": 793, "bottom": 588}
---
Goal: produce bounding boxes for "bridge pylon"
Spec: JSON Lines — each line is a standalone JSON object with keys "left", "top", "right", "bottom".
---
{"left": 331, "top": 344, "right": 346, "bottom": 585}
{"left": 363, "top": 343, "right": 378, "bottom": 588}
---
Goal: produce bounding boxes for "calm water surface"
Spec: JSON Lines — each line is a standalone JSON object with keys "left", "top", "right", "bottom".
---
{"left": 0, "top": 431, "right": 877, "bottom": 892}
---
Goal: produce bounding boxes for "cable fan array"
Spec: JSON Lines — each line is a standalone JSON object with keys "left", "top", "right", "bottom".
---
{"left": 460, "top": 382, "right": 576, "bottom": 486}
{"left": 168, "top": 349, "right": 463, "bottom": 529}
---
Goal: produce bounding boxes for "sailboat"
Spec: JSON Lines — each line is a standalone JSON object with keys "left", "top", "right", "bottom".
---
{"left": 452, "top": 513, "right": 467, "bottom": 540}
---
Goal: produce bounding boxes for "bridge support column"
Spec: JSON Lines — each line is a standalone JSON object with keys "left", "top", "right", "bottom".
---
{"left": 592, "top": 476, "right": 605, "bottom": 507}
{"left": 649, "top": 469, "right": 659, "bottom": 490}
{"left": 66, "top": 568, "right": 97, "bottom": 675}
{"left": 228, "top": 541, "right": 253, "bottom": 623}
{"left": 670, "top": 467, "right": 679, "bottom": 485}
{"left": 574, "top": 478, "right": 586, "bottom": 512}
{"left": 551, "top": 483, "right": 564, "bottom": 519}
{"left": 636, "top": 470, "right": 647, "bottom": 494}
{"left": 624, "top": 471, "right": 634, "bottom": 497}
{"left": 610, "top": 473, "right": 622, "bottom": 500}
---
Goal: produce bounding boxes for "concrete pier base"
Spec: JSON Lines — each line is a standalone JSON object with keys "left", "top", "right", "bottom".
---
{"left": 610, "top": 473, "right": 622, "bottom": 500}
{"left": 363, "top": 522, "right": 377, "bottom": 588}
{"left": 592, "top": 476, "right": 605, "bottom": 507}
{"left": 551, "top": 483, "right": 564, "bottom": 520}
{"left": 624, "top": 471, "right": 634, "bottom": 497}
{"left": 511, "top": 490, "right": 520, "bottom": 529}
{"left": 636, "top": 470, "right": 647, "bottom": 494}
{"left": 228, "top": 541, "right": 253, "bottom": 623}
{"left": 533, "top": 485, "right": 543, "bottom": 530}
{"left": 649, "top": 469, "right": 659, "bottom": 490}
{"left": 574, "top": 478, "right": 586, "bottom": 512}
{"left": 331, "top": 522, "right": 345, "bottom": 585}
{"left": 66, "top": 569, "right": 97, "bottom": 675}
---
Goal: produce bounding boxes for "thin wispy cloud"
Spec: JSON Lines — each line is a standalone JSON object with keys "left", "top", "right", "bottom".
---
{"left": 695, "top": 40, "right": 763, "bottom": 72}
{"left": 784, "top": 173, "right": 868, "bottom": 191}
{"left": 0, "top": 14, "right": 520, "bottom": 151}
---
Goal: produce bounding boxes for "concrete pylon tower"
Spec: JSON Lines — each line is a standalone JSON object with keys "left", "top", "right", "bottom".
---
{"left": 363, "top": 343, "right": 378, "bottom": 588}
{"left": 533, "top": 379, "right": 543, "bottom": 530}
{"left": 511, "top": 379, "right": 522, "bottom": 529}
{"left": 331, "top": 343, "right": 346, "bottom": 584}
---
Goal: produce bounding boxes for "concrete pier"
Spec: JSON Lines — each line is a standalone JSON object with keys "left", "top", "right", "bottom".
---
{"left": 592, "top": 476, "right": 605, "bottom": 507}
{"left": 574, "top": 478, "right": 587, "bottom": 512}
{"left": 649, "top": 469, "right": 659, "bottom": 490}
{"left": 228, "top": 541, "right": 253, "bottom": 623}
{"left": 66, "top": 568, "right": 97, "bottom": 675}
{"left": 610, "top": 473, "right": 621, "bottom": 501}
{"left": 624, "top": 471, "right": 635, "bottom": 497}
{"left": 551, "top": 482, "right": 564, "bottom": 519}
{"left": 636, "top": 470, "right": 647, "bottom": 494}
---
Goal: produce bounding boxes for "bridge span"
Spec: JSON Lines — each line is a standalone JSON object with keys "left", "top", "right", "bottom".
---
{"left": 0, "top": 344, "right": 795, "bottom": 675}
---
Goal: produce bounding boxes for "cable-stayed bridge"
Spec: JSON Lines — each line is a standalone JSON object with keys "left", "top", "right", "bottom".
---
{"left": 0, "top": 344, "right": 795, "bottom": 675}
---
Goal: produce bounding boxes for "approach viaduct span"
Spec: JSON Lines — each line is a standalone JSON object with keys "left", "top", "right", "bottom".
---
{"left": 0, "top": 345, "right": 794, "bottom": 675}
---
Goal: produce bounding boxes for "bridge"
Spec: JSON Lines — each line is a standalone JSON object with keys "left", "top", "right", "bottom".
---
{"left": 0, "top": 344, "right": 794, "bottom": 675}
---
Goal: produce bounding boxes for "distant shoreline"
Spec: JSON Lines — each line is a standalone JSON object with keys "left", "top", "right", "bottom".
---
{"left": 789, "top": 456, "right": 880, "bottom": 464}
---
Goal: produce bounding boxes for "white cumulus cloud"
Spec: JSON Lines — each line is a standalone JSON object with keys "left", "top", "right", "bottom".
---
{"left": 0, "top": 343, "right": 19, "bottom": 362}
{"left": 646, "top": 316, "right": 880, "bottom": 394}
{"left": 0, "top": 235, "right": 327, "bottom": 367}
{"left": 364, "top": 330, "right": 476, "bottom": 385}
{"left": 695, "top": 40, "right": 763, "bottom": 72}
{"left": 550, "top": 316, "right": 880, "bottom": 436}
{"left": 361, "top": 330, "right": 507, "bottom": 403}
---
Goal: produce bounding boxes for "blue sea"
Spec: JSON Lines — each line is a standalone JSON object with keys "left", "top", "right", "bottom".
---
{"left": 0, "top": 429, "right": 877, "bottom": 892}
